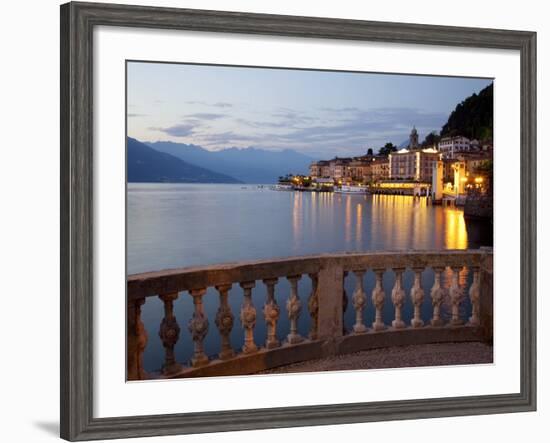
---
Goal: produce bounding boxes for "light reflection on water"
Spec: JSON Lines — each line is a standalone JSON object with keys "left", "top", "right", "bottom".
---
{"left": 127, "top": 183, "right": 492, "bottom": 372}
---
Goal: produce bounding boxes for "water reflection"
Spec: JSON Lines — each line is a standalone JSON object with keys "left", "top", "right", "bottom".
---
{"left": 286, "top": 192, "right": 488, "bottom": 254}
{"left": 445, "top": 208, "right": 468, "bottom": 249}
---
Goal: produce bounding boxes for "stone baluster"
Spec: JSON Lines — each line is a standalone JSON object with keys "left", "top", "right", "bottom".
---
{"left": 188, "top": 289, "right": 209, "bottom": 367}
{"left": 158, "top": 292, "right": 182, "bottom": 375}
{"left": 307, "top": 273, "right": 319, "bottom": 340}
{"left": 351, "top": 270, "right": 367, "bottom": 333}
{"left": 391, "top": 268, "right": 406, "bottom": 329}
{"left": 127, "top": 298, "right": 148, "bottom": 380}
{"left": 468, "top": 267, "right": 481, "bottom": 326}
{"left": 450, "top": 267, "right": 464, "bottom": 326}
{"left": 240, "top": 281, "right": 258, "bottom": 354}
{"left": 342, "top": 271, "right": 349, "bottom": 334}
{"left": 215, "top": 284, "right": 235, "bottom": 360}
{"left": 286, "top": 275, "right": 303, "bottom": 344}
{"left": 410, "top": 269, "right": 425, "bottom": 328}
{"left": 371, "top": 269, "right": 386, "bottom": 331}
{"left": 430, "top": 268, "right": 445, "bottom": 327}
{"left": 262, "top": 278, "right": 281, "bottom": 349}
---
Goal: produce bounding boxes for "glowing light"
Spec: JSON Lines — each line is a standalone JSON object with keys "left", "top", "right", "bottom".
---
{"left": 474, "top": 177, "right": 484, "bottom": 183}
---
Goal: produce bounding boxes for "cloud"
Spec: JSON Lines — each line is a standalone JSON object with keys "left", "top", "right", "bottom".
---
{"left": 184, "top": 100, "right": 233, "bottom": 108}
{"left": 146, "top": 106, "right": 447, "bottom": 156}
{"left": 184, "top": 113, "right": 225, "bottom": 120}
{"left": 149, "top": 123, "right": 196, "bottom": 137}
{"left": 320, "top": 106, "right": 361, "bottom": 113}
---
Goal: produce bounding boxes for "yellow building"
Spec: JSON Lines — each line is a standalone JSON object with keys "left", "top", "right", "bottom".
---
{"left": 370, "top": 158, "right": 390, "bottom": 181}
{"left": 389, "top": 148, "right": 440, "bottom": 181}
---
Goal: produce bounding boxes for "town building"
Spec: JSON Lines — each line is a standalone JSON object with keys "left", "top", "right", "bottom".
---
{"left": 465, "top": 153, "right": 492, "bottom": 176}
{"left": 388, "top": 128, "right": 440, "bottom": 181}
{"left": 331, "top": 158, "right": 352, "bottom": 181}
{"left": 348, "top": 156, "right": 382, "bottom": 183}
{"left": 389, "top": 148, "right": 440, "bottom": 181}
{"left": 438, "top": 136, "right": 480, "bottom": 159}
{"left": 309, "top": 160, "right": 330, "bottom": 178}
{"left": 370, "top": 158, "right": 390, "bottom": 181}
{"left": 441, "top": 151, "right": 492, "bottom": 181}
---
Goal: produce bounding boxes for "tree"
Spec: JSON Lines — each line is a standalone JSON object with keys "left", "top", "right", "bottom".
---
{"left": 440, "top": 83, "right": 493, "bottom": 141}
{"left": 421, "top": 131, "right": 441, "bottom": 147}
{"left": 366, "top": 148, "right": 374, "bottom": 156}
{"left": 378, "top": 142, "right": 397, "bottom": 156}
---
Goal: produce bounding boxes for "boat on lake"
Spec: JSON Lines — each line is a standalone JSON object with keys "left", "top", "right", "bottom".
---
{"left": 274, "top": 183, "right": 293, "bottom": 191}
{"left": 334, "top": 185, "right": 369, "bottom": 194}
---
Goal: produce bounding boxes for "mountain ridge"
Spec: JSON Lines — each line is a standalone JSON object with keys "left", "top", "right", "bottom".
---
{"left": 145, "top": 140, "right": 312, "bottom": 184}
{"left": 127, "top": 137, "right": 242, "bottom": 184}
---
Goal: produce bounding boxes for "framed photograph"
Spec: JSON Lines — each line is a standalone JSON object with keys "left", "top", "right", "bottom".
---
{"left": 60, "top": 1, "right": 536, "bottom": 441}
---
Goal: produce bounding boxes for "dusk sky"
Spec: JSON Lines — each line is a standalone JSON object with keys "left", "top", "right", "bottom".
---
{"left": 127, "top": 61, "right": 492, "bottom": 159}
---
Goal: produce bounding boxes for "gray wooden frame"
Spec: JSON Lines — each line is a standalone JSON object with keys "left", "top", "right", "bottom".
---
{"left": 60, "top": 1, "right": 537, "bottom": 441}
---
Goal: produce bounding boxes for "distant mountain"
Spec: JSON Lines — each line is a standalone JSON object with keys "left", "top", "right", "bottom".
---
{"left": 146, "top": 141, "right": 312, "bottom": 184}
{"left": 397, "top": 139, "right": 409, "bottom": 148}
{"left": 127, "top": 137, "right": 241, "bottom": 184}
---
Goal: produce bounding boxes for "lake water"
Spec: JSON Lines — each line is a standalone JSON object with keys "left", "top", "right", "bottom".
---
{"left": 128, "top": 183, "right": 493, "bottom": 373}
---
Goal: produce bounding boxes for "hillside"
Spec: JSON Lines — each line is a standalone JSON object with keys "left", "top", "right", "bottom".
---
{"left": 440, "top": 83, "right": 493, "bottom": 141}
{"left": 146, "top": 141, "right": 312, "bottom": 184}
{"left": 127, "top": 137, "right": 241, "bottom": 184}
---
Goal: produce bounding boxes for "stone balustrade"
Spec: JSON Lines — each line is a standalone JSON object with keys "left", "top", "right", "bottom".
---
{"left": 127, "top": 249, "right": 493, "bottom": 380}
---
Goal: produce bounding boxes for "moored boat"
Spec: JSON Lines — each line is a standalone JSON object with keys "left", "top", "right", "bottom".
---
{"left": 334, "top": 185, "right": 369, "bottom": 194}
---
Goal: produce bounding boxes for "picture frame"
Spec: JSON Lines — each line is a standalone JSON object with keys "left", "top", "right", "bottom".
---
{"left": 60, "top": 1, "right": 537, "bottom": 441}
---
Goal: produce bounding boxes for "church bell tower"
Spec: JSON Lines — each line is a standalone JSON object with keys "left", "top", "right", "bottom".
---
{"left": 409, "top": 126, "right": 419, "bottom": 149}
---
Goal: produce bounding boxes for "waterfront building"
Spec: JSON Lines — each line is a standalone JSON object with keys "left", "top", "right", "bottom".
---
{"left": 388, "top": 127, "right": 440, "bottom": 181}
{"left": 442, "top": 151, "right": 492, "bottom": 182}
{"left": 311, "top": 177, "right": 335, "bottom": 190}
{"left": 389, "top": 147, "right": 440, "bottom": 181}
{"left": 438, "top": 135, "right": 480, "bottom": 159}
{"left": 347, "top": 158, "right": 373, "bottom": 183}
{"left": 330, "top": 157, "right": 353, "bottom": 181}
{"left": 465, "top": 153, "right": 492, "bottom": 176}
{"left": 309, "top": 160, "right": 330, "bottom": 178}
{"left": 370, "top": 157, "right": 390, "bottom": 182}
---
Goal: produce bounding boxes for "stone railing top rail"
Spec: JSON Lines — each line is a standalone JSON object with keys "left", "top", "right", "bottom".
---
{"left": 128, "top": 249, "right": 493, "bottom": 300}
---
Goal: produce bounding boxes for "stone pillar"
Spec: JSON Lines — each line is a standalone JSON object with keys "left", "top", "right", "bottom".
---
{"left": 410, "top": 268, "right": 425, "bottom": 328}
{"left": 240, "top": 281, "right": 258, "bottom": 354}
{"left": 286, "top": 275, "right": 303, "bottom": 344}
{"left": 479, "top": 251, "right": 493, "bottom": 343}
{"left": 317, "top": 261, "right": 343, "bottom": 341}
{"left": 391, "top": 268, "right": 406, "bottom": 329}
{"left": 342, "top": 271, "right": 349, "bottom": 334}
{"left": 188, "top": 288, "right": 209, "bottom": 367}
{"left": 307, "top": 273, "right": 319, "bottom": 340}
{"left": 215, "top": 284, "right": 235, "bottom": 360}
{"left": 449, "top": 267, "right": 464, "bottom": 326}
{"left": 159, "top": 292, "right": 182, "bottom": 375}
{"left": 371, "top": 269, "right": 386, "bottom": 331}
{"left": 468, "top": 268, "right": 481, "bottom": 326}
{"left": 262, "top": 278, "right": 281, "bottom": 349}
{"left": 430, "top": 268, "right": 445, "bottom": 327}
{"left": 351, "top": 270, "right": 367, "bottom": 333}
{"left": 127, "top": 298, "right": 148, "bottom": 380}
